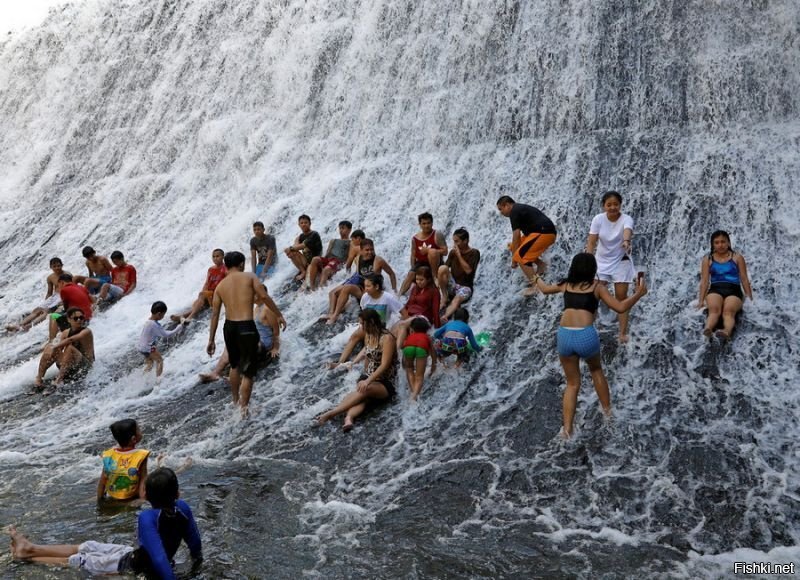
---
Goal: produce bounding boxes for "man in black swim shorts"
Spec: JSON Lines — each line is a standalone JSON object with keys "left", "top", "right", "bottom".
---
{"left": 208, "top": 251, "right": 286, "bottom": 416}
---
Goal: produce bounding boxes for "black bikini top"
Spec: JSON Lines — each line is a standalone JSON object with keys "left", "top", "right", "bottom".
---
{"left": 563, "top": 285, "right": 599, "bottom": 313}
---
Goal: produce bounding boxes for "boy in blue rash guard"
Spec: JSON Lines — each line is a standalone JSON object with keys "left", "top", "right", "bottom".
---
{"left": 7, "top": 468, "right": 202, "bottom": 579}
{"left": 433, "top": 307, "right": 482, "bottom": 366}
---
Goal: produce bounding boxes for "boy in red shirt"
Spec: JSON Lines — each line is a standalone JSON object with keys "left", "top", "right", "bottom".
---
{"left": 171, "top": 249, "right": 228, "bottom": 322}
{"left": 98, "top": 251, "right": 137, "bottom": 302}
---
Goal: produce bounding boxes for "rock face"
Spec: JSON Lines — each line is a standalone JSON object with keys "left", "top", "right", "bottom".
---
{"left": 0, "top": 1, "right": 799, "bottom": 577}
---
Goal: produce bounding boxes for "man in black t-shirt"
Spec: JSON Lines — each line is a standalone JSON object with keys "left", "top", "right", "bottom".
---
{"left": 284, "top": 214, "right": 323, "bottom": 283}
{"left": 496, "top": 195, "right": 557, "bottom": 296}
{"left": 250, "top": 221, "right": 277, "bottom": 280}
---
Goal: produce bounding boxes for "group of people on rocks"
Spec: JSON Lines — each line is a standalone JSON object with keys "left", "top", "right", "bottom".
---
{"left": 6, "top": 194, "right": 752, "bottom": 438}
{"left": 5, "top": 191, "right": 755, "bottom": 578}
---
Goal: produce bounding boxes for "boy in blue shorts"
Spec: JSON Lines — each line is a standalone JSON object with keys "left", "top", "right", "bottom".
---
{"left": 8, "top": 467, "right": 202, "bottom": 578}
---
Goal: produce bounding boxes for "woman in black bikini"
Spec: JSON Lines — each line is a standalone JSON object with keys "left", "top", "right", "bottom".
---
{"left": 533, "top": 253, "right": 647, "bottom": 438}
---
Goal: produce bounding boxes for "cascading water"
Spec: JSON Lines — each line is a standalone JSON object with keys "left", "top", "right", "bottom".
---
{"left": 1, "top": 0, "right": 799, "bottom": 577}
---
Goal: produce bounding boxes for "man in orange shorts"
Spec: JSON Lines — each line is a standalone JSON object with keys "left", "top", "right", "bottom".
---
{"left": 496, "top": 195, "right": 557, "bottom": 296}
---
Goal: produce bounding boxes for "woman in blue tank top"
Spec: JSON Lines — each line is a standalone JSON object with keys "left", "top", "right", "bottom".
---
{"left": 697, "top": 230, "right": 753, "bottom": 340}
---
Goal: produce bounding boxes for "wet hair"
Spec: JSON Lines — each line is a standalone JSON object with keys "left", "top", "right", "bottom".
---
{"left": 710, "top": 230, "right": 732, "bottom": 253}
{"left": 364, "top": 273, "right": 384, "bottom": 291}
{"left": 151, "top": 301, "right": 168, "bottom": 314}
{"left": 110, "top": 419, "right": 138, "bottom": 447}
{"left": 601, "top": 190, "right": 623, "bottom": 205}
{"left": 414, "top": 265, "right": 433, "bottom": 280}
{"left": 496, "top": 195, "right": 515, "bottom": 206}
{"left": 145, "top": 468, "right": 180, "bottom": 510}
{"left": 358, "top": 308, "right": 385, "bottom": 336}
{"left": 360, "top": 238, "right": 375, "bottom": 249}
{"left": 224, "top": 251, "right": 246, "bottom": 269}
{"left": 339, "top": 220, "right": 352, "bottom": 229}
{"left": 110, "top": 250, "right": 124, "bottom": 260}
{"left": 298, "top": 214, "right": 311, "bottom": 222}
{"left": 49, "top": 257, "right": 63, "bottom": 267}
{"left": 453, "top": 228, "right": 469, "bottom": 242}
{"left": 452, "top": 307, "right": 470, "bottom": 323}
{"left": 58, "top": 273, "right": 73, "bottom": 282}
{"left": 410, "top": 317, "right": 430, "bottom": 333}
{"left": 81, "top": 246, "right": 96, "bottom": 258}
{"left": 418, "top": 212, "right": 433, "bottom": 223}
{"left": 212, "top": 248, "right": 224, "bottom": 255}
{"left": 560, "top": 253, "right": 598, "bottom": 288}
{"left": 66, "top": 307, "right": 85, "bottom": 319}
{"left": 351, "top": 229, "right": 365, "bottom": 240}
{"left": 253, "top": 221, "right": 264, "bottom": 229}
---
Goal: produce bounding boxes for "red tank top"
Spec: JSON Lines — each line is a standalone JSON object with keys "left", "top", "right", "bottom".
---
{"left": 413, "top": 231, "right": 441, "bottom": 263}
{"left": 60, "top": 284, "right": 94, "bottom": 319}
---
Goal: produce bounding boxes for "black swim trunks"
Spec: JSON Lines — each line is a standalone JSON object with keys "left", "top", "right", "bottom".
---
{"left": 358, "top": 373, "right": 396, "bottom": 399}
{"left": 223, "top": 320, "right": 260, "bottom": 378}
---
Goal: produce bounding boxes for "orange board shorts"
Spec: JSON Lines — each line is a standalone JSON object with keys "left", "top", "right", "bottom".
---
{"left": 512, "top": 233, "right": 557, "bottom": 265}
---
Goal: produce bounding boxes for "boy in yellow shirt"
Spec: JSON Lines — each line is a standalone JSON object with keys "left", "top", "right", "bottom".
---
{"left": 97, "top": 419, "right": 150, "bottom": 503}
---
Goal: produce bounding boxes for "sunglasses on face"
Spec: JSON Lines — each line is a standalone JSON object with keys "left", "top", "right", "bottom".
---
{"left": 71, "top": 316, "right": 85, "bottom": 321}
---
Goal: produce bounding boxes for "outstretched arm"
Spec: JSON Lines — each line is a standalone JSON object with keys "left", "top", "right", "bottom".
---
{"left": 533, "top": 278, "right": 565, "bottom": 295}
{"left": 598, "top": 277, "right": 647, "bottom": 313}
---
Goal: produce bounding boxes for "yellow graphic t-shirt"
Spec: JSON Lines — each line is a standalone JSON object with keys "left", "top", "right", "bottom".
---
{"left": 101, "top": 448, "right": 150, "bottom": 500}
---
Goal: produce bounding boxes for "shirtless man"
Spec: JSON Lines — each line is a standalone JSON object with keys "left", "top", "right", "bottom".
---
{"left": 284, "top": 214, "right": 323, "bottom": 283}
{"left": 207, "top": 251, "right": 286, "bottom": 416}
{"left": 322, "top": 239, "right": 397, "bottom": 325}
{"left": 6, "top": 258, "right": 70, "bottom": 332}
{"left": 399, "top": 212, "right": 448, "bottom": 295}
{"left": 306, "top": 221, "right": 353, "bottom": 291}
{"left": 35, "top": 307, "right": 94, "bottom": 388}
{"left": 74, "top": 246, "right": 114, "bottom": 295}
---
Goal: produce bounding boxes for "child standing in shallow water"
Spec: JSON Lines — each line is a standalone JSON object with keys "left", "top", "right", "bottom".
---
{"left": 402, "top": 317, "right": 436, "bottom": 401}
{"left": 138, "top": 301, "right": 187, "bottom": 377}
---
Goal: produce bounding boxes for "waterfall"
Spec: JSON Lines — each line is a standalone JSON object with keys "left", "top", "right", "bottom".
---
{"left": 1, "top": 0, "right": 799, "bottom": 576}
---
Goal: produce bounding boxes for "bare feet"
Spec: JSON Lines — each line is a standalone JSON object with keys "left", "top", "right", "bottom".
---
{"left": 6, "top": 526, "right": 34, "bottom": 559}
{"left": 703, "top": 327, "right": 713, "bottom": 338}
{"left": 715, "top": 330, "right": 730, "bottom": 341}
{"left": 325, "top": 315, "right": 339, "bottom": 326}
{"left": 198, "top": 372, "right": 220, "bottom": 384}
{"left": 5, "top": 324, "right": 20, "bottom": 332}
{"left": 33, "top": 377, "right": 44, "bottom": 389}
{"left": 559, "top": 427, "right": 572, "bottom": 440}
{"left": 618, "top": 334, "right": 629, "bottom": 344}
{"left": 170, "top": 314, "right": 182, "bottom": 323}
{"left": 342, "top": 417, "right": 354, "bottom": 433}
{"left": 316, "top": 413, "right": 331, "bottom": 426}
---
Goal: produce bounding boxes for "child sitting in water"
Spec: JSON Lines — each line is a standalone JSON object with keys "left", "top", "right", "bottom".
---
{"left": 98, "top": 419, "right": 150, "bottom": 503}
{"left": 9, "top": 468, "right": 202, "bottom": 578}
{"left": 432, "top": 307, "right": 482, "bottom": 367}
{"left": 402, "top": 317, "right": 436, "bottom": 401}
{"left": 138, "top": 301, "right": 187, "bottom": 377}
